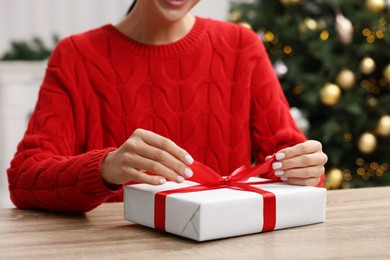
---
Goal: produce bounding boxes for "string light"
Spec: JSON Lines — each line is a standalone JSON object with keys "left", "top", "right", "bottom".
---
{"left": 342, "top": 182, "right": 351, "bottom": 189}
{"left": 379, "top": 17, "right": 387, "bottom": 25}
{"left": 320, "top": 30, "right": 329, "bottom": 41}
{"left": 370, "top": 162, "right": 379, "bottom": 170}
{"left": 361, "top": 21, "right": 386, "bottom": 43}
{"left": 293, "top": 85, "right": 305, "bottom": 95}
{"left": 361, "top": 79, "right": 369, "bottom": 88}
{"left": 264, "top": 31, "right": 275, "bottom": 42}
{"left": 343, "top": 132, "right": 353, "bottom": 141}
{"left": 239, "top": 22, "right": 252, "bottom": 30}
{"left": 379, "top": 79, "right": 387, "bottom": 86}
{"left": 283, "top": 45, "right": 293, "bottom": 55}
{"left": 356, "top": 158, "right": 365, "bottom": 166}
{"left": 343, "top": 169, "right": 353, "bottom": 181}
{"left": 367, "top": 35, "right": 375, "bottom": 43}
{"left": 354, "top": 157, "right": 388, "bottom": 180}
{"left": 376, "top": 30, "right": 384, "bottom": 39}
{"left": 362, "top": 28, "right": 371, "bottom": 36}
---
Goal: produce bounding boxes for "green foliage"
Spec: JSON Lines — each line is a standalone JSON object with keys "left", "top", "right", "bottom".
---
{"left": 1, "top": 35, "right": 59, "bottom": 60}
{"left": 231, "top": 0, "right": 390, "bottom": 188}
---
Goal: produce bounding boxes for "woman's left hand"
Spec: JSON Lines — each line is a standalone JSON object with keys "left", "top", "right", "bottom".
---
{"left": 267, "top": 140, "right": 328, "bottom": 186}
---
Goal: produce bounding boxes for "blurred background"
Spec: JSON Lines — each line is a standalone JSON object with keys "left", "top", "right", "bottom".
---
{"left": 0, "top": 0, "right": 389, "bottom": 208}
{"left": 229, "top": 0, "right": 390, "bottom": 190}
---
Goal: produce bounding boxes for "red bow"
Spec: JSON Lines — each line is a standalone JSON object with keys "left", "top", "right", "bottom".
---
{"left": 154, "top": 157, "right": 278, "bottom": 232}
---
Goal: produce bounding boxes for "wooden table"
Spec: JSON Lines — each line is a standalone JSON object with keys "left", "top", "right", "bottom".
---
{"left": 1, "top": 187, "right": 389, "bottom": 259}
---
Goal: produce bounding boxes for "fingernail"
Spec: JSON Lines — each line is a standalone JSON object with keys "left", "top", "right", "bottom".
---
{"left": 177, "top": 175, "right": 185, "bottom": 183}
{"left": 159, "top": 178, "right": 166, "bottom": 184}
{"left": 281, "top": 177, "right": 288, "bottom": 182}
{"left": 184, "top": 168, "right": 193, "bottom": 178}
{"left": 272, "top": 162, "right": 283, "bottom": 170}
{"left": 274, "top": 170, "right": 284, "bottom": 176}
{"left": 184, "top": 154, "right": 194, "bottom": 164}
{"left": 275, "top": 153, "right": 285, "bottom": 160}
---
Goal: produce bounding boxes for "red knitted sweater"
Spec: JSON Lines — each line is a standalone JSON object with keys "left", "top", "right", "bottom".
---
{"left": 7, "top": 17, "right": 307, "bottom": 213}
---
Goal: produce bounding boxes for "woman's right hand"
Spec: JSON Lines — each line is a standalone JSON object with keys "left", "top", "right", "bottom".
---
{"left": 100, "top": 128, "right": 194, "bottom": 185}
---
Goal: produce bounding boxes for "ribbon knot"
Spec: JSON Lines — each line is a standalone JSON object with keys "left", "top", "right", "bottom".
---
{"left": 220, "top": 176, "right": 231, "bottom": 186}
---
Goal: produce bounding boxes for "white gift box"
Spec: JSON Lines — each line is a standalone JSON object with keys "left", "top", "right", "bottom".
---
{"left": 124, "top": 178, "right": 326, "bottom": 241}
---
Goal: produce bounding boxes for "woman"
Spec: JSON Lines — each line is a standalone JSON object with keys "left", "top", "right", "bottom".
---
{"left": 7, "top": 0, "right": 327, "bottom": 213}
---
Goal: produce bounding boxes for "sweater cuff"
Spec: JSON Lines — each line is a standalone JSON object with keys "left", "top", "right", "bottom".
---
{"left": 77, "top": 147, "right": 121, "bottom": 197}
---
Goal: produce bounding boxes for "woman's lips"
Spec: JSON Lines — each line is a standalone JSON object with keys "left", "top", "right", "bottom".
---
{"left": 163, "top": 0, "right": 187, "bottom": 9}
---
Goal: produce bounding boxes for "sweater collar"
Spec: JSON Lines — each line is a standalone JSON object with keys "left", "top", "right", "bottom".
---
{"left": 102, "top": 16, "right": 208, "bottom": 57}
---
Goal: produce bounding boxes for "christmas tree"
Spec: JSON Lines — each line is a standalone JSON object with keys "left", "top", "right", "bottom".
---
{"left": 230, "top": 0, "right": 390, "bottom": 189}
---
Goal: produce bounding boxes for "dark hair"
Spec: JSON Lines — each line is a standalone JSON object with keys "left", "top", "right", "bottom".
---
{"left": 127, "top": 0, "right": 137, "bottom": 15}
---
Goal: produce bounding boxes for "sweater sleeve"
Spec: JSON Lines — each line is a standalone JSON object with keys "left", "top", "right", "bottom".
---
{"left": 247, "top": 35, "right": 308, "bottom": 179}
{"left": 7, "top": 38, "right": 122, "bottom": 213}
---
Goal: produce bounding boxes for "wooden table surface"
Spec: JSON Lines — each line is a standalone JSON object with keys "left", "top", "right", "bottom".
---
{"left": 1, "top": 187, "right": 389, "bottom": 260}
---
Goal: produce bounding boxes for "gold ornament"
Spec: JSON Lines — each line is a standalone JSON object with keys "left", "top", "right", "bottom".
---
{"left": 366, "top": 0, "right": 386, "bottom": 13}
{"left": 229, "top": 10, "right": 241, "bottom": 23}
{"left": 335, "top": 12, "right": 354, "bottom": 45}
{"left": 383, "top": 64, "right": 390, "bottom": 82}
{"left": 358, "top": 132, "right": 377, "bottom": 154}
{"left": 280, "top": 0, "right": 301, "bottom": 5}
{"left": 325, "top": 168, "right": 343, "bottom": 189}
{"left": 336, "top": 69, "right": 356, "bottom": 89}
{"left": 239, "top": 22, "right": 252, "bottom": 30}
{"left": 376, "top": 115, "right": 390, "bottom": 136}
{"left": 359, "top": 57, "right": 376, "bottom": 74}
{"left": 320, "top": 83, "right": 341, "bottom": 106}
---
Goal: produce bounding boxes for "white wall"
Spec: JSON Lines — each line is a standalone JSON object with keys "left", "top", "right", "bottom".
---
{"left": 0, "top": 1, "right": 231, "bottom": 208}
{"left": 0, "top": 62, "right": 46, "bottom": 208}
{"left": 0, "top": 0, "right": 230, "bottom": 57}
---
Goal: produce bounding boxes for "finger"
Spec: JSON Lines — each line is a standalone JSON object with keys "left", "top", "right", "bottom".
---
{"left": 133, "top": 129, "right": 194, "bottom": 165}
{"left": 124, "top": 153, "right": 185, "bottom": 183}
{"left": 275, "top": 165, "right": 325, "bottom": 179}
{"left": 276, "top": 140, "right": 322, "bottom": 160}
{"left": 273, "top": 152, "right": 328, "bottom": 171}
{"left": 280, "top": 176, "right": 320, "bottom": 187}
{"left": 127, "top": 168, "right": 167, "bottom": 185}
{"left": 128, "top": 139, "right": 193, "bottom": 178}
{"left": 265, "top": 155, "right": 272, "bottom": 161}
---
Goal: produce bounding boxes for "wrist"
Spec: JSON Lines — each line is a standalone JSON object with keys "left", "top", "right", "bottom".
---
{"left": 100, "top": 150, "right": 116, "bottom": 186}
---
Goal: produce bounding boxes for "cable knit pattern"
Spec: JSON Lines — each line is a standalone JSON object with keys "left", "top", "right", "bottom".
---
{"left": 7, "top": 17, "right": 307, "bottom": 213}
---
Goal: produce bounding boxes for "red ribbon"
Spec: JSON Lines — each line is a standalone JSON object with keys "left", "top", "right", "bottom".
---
{"left": 154, "top": 157, "right": 278, "bottom": 232}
